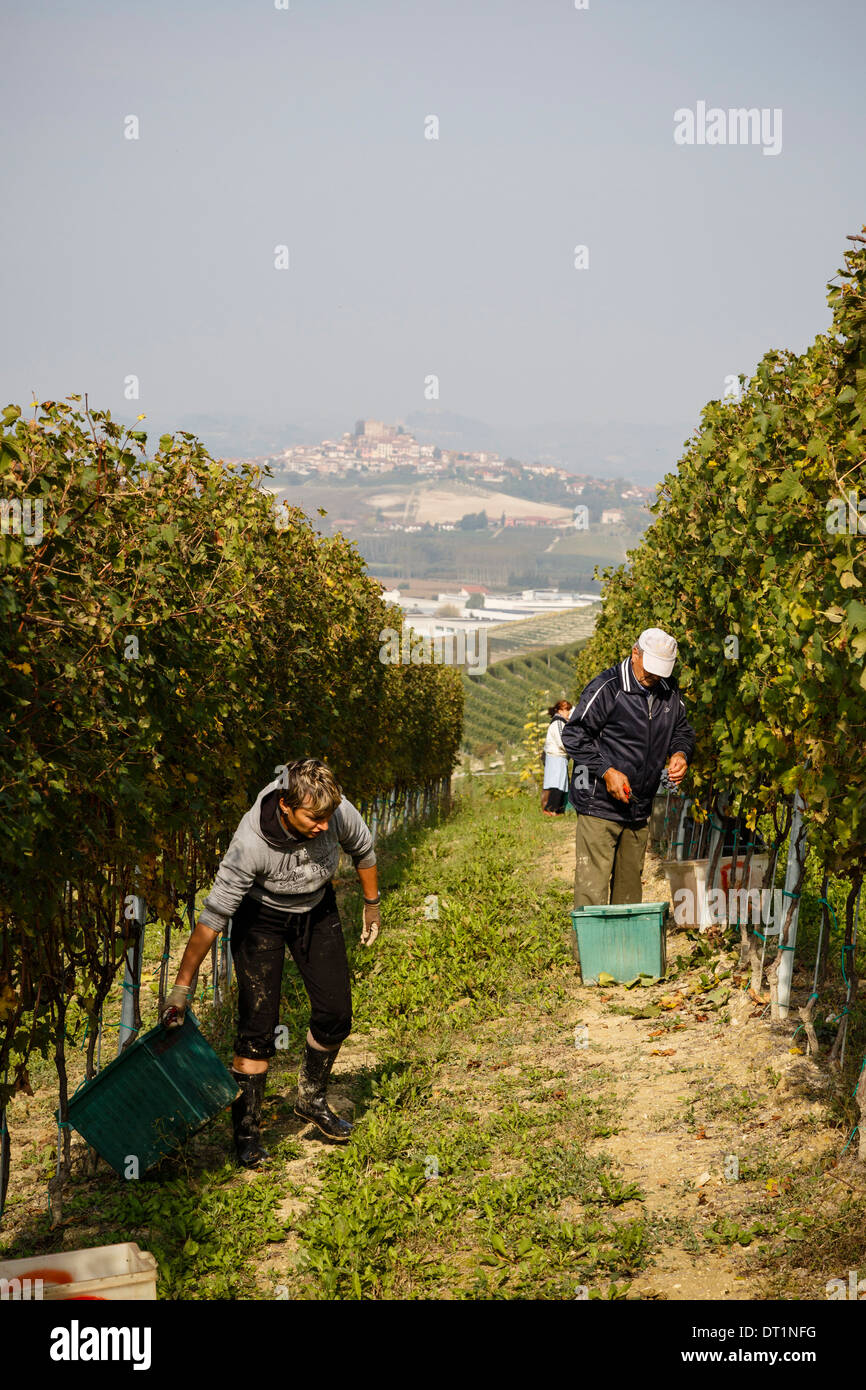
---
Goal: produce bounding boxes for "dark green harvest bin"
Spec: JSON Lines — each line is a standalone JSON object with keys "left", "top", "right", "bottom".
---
{"left": 571, "top": 902, "right": 669, "bottom": 984}
{"left": 62, "top": 1013, "right": 237, "bottom": 1177}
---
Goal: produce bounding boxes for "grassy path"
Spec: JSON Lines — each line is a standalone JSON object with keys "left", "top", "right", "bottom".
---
{"left": 3, "top": 782, "right": 865, "bottom": 1299}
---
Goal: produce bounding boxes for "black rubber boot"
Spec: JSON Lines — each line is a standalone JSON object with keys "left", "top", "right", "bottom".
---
{"left": 294, "top": 1043, "right": 353, "bottom": 1141}
{"left": 231, "top": 1069, "right": 270, "bottom": 1168}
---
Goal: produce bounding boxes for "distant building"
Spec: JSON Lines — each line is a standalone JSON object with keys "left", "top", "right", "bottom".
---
{"left": 601, "top": 509, "right": 626, "bottom": 524}
{"left": 355, "top": 419, "right": 397, "bottom": 442}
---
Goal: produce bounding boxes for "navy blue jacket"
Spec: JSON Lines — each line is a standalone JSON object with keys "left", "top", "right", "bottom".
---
{"left": 561, "top": 656, "right": 696, "bottom": 826}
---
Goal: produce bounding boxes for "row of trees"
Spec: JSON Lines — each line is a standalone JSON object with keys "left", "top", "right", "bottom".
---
{"left": 575, "top": 228, "right": 865, "bottom": 871}
{"left": 0, "top": 401, "right": 463, "bottom": 1151}
{"left": 573, "top": 229, "right": 866, "bottom": 1141}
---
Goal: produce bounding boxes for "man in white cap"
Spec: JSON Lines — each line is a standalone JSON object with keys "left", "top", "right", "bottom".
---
{"left": 562, "top": 629, "right": 695, "bottom": 911}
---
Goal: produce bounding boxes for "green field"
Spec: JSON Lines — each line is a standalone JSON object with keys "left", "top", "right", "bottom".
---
{"left": 462, "top": 637, "right": 592, "bottom": 753}
{"left": 274, "top": 481, "right": 641, "bottom": 587}
{"left": 354, "top": 528, "right": 612, "bottom": 588}
{"left": 485, "top": 607, "right": 599, "bottom": 661}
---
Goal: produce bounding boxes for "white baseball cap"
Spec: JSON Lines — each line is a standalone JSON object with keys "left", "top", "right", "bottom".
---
{"left": 637, "top": 628, "right": 678, "bottom": 677}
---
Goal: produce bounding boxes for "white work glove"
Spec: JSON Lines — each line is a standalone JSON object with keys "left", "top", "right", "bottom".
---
{"left": 162, "top": 984, "right": 193, "bottom": 1029}
{"left": 360, "top": 900, "right": 381, "bottom": 947}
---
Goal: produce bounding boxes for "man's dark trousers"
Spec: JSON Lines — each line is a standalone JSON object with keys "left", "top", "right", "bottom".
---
{"left": 573, "top": 812, "right": 649, "bottom": 908}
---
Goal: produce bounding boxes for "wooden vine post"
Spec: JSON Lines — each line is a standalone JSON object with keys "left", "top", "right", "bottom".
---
{"left": 798, "top": 870, "right": 831, "bottom": 1057}
{"left": 674, "top": 796, "right": 692, "bottom": 863}
{"left": 746, "top": 799, "right": 793, "bottom": 993}
{"left": 829, "top": 877, "right": 862, "bottom": 1068}
{"left": 117, "top": 880, "right": 146, "bottom": 1054}
{"left": 704, "top": 791, "right": 728, "bottom": 931}
{"left": 767, "top": 792, "right": 808, "bottom": 1021}
{"left": 0, "top": 1076, "right": 9, "bottom": 1223}
{"left": 856, "top": 1057, "right": 866, "bottom": 1162}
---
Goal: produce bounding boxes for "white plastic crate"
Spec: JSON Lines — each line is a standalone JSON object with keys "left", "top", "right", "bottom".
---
{"left": 662, "top": 855, "right": 769, "bottom": 930}
{"left": 0, "top": 1241, "right": 157, "bottom": 1300}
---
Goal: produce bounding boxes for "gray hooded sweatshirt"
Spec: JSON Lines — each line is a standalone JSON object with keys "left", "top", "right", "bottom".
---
{"left": 198, "top": 778, "right": 376, "bottom": 932}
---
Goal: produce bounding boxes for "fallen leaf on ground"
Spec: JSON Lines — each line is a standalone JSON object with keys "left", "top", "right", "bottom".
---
{"left": 765, "top": 1176, "right": 792, "bottom": 1196}
{"left": 649, "top": 1048, "right": 676, "bottom": 1056}
{"left": 659, "top": 992, "right": 685, "bottom": 1010}
{"left": 702, "top": 986, "right": 731, "bottom": 1009}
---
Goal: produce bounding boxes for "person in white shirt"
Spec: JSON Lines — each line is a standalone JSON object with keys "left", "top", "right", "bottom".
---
{"left": 542, "top": 700, "right": 574, "bottom": 816}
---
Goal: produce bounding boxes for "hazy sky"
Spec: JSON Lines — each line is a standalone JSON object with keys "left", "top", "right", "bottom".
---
{"left": 3, "top": 0, "right": 865, "bottom": 465}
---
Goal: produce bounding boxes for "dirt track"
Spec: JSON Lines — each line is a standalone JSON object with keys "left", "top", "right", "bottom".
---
{"left": 522, "top": 834, "right": 859, "bottom": 1299}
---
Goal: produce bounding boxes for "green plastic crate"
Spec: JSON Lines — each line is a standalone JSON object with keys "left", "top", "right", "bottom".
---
{"left": 63, "top": 1013, "right": 238, "bottom": 1177}
{"left": 570, "top": 902, "right": 669, "bottom": 983}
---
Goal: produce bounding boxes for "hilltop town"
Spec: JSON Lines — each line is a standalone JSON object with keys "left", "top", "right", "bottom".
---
{"left": 240, "top": 419, "right": 656, "bottom": 532}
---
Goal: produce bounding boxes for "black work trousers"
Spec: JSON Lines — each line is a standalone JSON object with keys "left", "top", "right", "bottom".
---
{"left": 230, "top": 881, "right": 352, "bottom": 1059}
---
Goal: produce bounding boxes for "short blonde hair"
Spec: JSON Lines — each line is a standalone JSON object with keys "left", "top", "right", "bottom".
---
{"left": 279, "top": 759, "right": 342, "bottom": 817}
